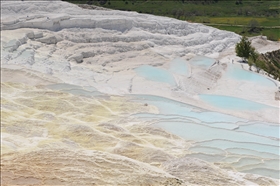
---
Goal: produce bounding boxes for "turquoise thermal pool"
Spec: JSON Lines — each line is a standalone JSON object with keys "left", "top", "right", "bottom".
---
{"left": 153, "top": 121, "right": 278, "bottom": 146}
{"left": 46, "top": 83, "right": 84, "bottom": 90}
{"left": 169, "top": 58, "right": 189, "bottom": 76}
{"left": 131, "top": 94, "right": 248, "bottom": 123}
{"left": 199, "top": 94, "right": 276, "bottom": 111}
{"left": 134, "top": 65, "right": 176, "bottom": 85}
{"left": 129, "top": 94, "right": 280, "bottom": 179}
{"left": 135, "top": 58, "right": 189, "bottom": 85}
{"left": 189, "top": 56, "right": 216, "bottom": 69}
{"left": 46, "top": 83, "right": 103, "bottom": 97}
{"left": 236, "top": 123, "right": 280, "bottom": 138}
{"left": 226, "top": 65, "right": 276, "bottom": 87}
{"left": 45, "top": 65, "right": 279, "bottom": 179}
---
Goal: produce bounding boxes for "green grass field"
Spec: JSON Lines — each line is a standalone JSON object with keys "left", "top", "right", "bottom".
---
{"left": 191, "top": 16, "right": 279, "bottom": 40}
{"left": 64, "top": 0, "right": 280, "bottom": 40}
{"left": 210, "top": 25, "right": 279, "bottom": 40}
{"left": 191, "top": 17, "right": 279, "bottom": 26}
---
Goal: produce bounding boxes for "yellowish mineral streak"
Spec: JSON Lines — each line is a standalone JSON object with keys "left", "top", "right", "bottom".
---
{"left": 0, "top": 80, "right": 187, "bottom": 185}
{"left": 1, "top": 79, "right": 278, "bottom": 185}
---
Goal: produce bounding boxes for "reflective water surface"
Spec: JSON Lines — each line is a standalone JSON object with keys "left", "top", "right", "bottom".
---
{"left": 130, "top": 94, "right": 279, "bottom": 179}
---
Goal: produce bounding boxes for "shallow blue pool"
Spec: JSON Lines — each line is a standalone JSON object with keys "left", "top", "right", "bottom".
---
{"left": 135, "top": 65, "right": 176, "bottom": 85}
{"left": 129, "top": 94, "right": 279, "bottom": 178}
{"left": 153, "top": 121, "right": 279, "bottom": 147}
{"left": 199, "top": 94, "right": 275, "bottom": 111}
{"left": 227, "top": 65, "right": 276, "bottom": 87}
{"left": 46, "top": 83, "right": 103, "bottom": 97}
{"left": 236, "top": 123, "right": 280, "bottom": 138}
{"left": 169, "top": 58, "right": 189, "bottom": 76}
{"left": 197, "top": 139, "right": 279, "bottom": 156}
{"left": 131, "top": 94, "right": 247, "bottom": 123}
{"left": 189, "top": 56, "right": 216, "bottom": 69}
{"left": 46, "top": 83, "right": 82, "bottom": 90}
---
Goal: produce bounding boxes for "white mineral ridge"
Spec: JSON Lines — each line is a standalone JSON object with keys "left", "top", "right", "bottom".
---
{"left": 1, "top": 0, "right": 278, "bottom": 122}
{"left": 1, "top": 1, "right": 280, "bottom": 185}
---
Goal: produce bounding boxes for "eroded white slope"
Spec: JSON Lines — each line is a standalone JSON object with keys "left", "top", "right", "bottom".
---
{"left": 1, "top": 1, "right": 279, "bottom": 122}
{"left": 1, "top": 0, "right": 239, "bottom": 56}
{"left": 1, "top": 1, "right": 280, "bottom": 185}
{"left": 1, "top": 80, "right": 278, "bottom": 186}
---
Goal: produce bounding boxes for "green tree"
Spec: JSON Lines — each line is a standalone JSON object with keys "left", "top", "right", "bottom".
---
{"left": 248, "top": 50, "right": 258, "bottom": 71}
{"left": 235, "top": 36, "right": 255, "bottom": 62}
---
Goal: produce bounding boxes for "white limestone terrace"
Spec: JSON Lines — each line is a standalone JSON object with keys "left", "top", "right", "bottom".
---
{"left": 1, "top": 0, "right": 279, "bottom": 123}
{"left": 1, "top": 1, "right": 280, "bottom": 185}
{"left": 1, "top": 1, "right": 239, "bottom": 55}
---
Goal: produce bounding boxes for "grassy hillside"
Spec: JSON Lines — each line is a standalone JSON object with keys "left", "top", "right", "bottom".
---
{"left": 63, "top": 0, "right": 279, "bottom": 40}
{"left": 258, "top": 50, "right": 280, "bottom": 80}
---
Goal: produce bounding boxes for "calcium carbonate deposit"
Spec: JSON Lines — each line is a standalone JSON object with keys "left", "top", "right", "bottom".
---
{"left": 1, "top": 1, "right": 279, "bottom": 185}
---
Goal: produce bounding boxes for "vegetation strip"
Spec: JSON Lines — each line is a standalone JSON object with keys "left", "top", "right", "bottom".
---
{"left": 64, "top": 0, "right": 279, "bottom": 40}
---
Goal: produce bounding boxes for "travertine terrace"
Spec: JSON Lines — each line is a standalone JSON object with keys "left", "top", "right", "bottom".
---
{"left": 1, "top": 1, "right": 279, "bottom": 185}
